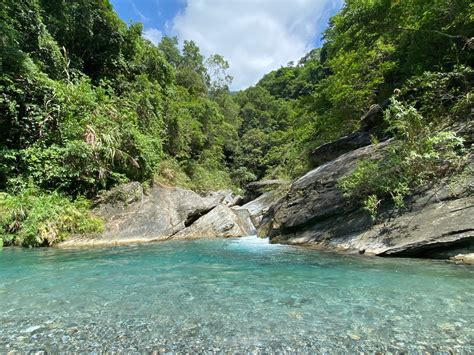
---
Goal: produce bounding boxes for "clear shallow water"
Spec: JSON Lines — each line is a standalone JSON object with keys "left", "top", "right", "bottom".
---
{"left": 0, "top": 236, "right": 473, "bottom": 353}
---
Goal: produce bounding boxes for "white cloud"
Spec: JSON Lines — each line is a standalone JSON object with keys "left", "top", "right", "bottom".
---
{"left": 143, "top": 27, "right": 163, "bottom": 45}
{"left": 132, "top": 2, "right": 150, "bottom": 23}
{"left": 171, "top": 0, "right": 343, "bottom": 90}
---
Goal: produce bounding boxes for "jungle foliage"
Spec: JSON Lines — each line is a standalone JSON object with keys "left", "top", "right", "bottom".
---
{"left": 0, "top": 0, "right": 237, "bottom": 245}
{"left": 0, "top": 0, "right": 472, "bottom": 245}
{"left": 235, "top": 0, "right": 472, "bottom": 217}
{"left": 235, "top": 0, "right": 472, "bottom": 182}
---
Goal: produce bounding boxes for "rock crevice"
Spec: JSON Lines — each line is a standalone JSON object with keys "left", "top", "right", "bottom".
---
{"left": 59, "top": 185, "right": 260, "bottom": 247}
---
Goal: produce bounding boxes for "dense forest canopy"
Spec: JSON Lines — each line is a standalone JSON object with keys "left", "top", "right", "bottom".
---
{"left": 0, "top": 0, "right": 472, "bottom": 246}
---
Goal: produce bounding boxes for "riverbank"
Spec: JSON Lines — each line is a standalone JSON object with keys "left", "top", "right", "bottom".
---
{"left": 2, "top": 119, "right": 472, "bottom": 265}
{"left": 54, "top": 134, "right": 472, "bottom": 265}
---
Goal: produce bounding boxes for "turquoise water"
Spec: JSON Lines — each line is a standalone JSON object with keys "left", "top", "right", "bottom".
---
{"left": 0, "top": 236, "right": 473, "bottom": 353}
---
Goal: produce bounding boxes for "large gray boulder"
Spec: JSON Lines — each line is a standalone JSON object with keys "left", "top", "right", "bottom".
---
{"left": 309, "top": 103, "right": 389, "bottom": 168}
{"left": 94, "top": 182, "right": 144, "bottom": 209}
{"left": 173, "top": 205, "right": 255, "bottom": 239}
{"left": 263, "top": 141, "right": 391, "bottom": 234}
{"left": 262, "top": 140, "right": 474, "bottom": 259}
{"left": 360, "top": 103, "right": 385, "bottom": 132}
{"left": 244, "top": 179, "right": 288, "bottom": 203}
{"left": 271, "top": 192, "right": 473, "bottom": 258}
{"left": 59, "top": 185, "right": 225, "bottom": 247}
{"left": 205, "top": 189, "right": 233, "bottom": 205}
{"left": 310, "top": 132, "right": 372, "bottom": 167}
{"left": 235, "top": 189, "right": 286, "bottom": 227}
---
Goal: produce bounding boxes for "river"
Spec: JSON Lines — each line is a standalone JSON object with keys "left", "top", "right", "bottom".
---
{"left": 1, "top": 236, "right": 473, "bottom": 352}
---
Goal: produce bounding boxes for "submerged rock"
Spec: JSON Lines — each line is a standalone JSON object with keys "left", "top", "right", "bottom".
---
{"left": 22, "top": 325, "right": 42, "bottom": 334}
{"left": 450, "top": 253, "right": 474, "bottom": 265}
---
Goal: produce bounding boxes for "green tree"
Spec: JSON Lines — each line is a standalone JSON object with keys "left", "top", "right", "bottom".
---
{"left": 158, "top": 36, "right": 182, "bottom": 68}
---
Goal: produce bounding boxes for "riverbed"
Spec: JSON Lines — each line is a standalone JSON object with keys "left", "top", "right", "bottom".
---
{"left": 1, "top": 236, "right": 473, "bottom": 352}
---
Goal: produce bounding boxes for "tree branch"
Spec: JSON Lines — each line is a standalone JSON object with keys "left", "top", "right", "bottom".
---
{"left": 398, "top": 27, "right": 468, "bottom": 42}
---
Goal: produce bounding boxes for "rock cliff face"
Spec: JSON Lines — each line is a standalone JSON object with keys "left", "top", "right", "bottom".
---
{"left": 58, "top": 176, "right": 290, "bottom": 247}
{"left": 173, "top": 205, "right": 255, "bottom": 240}
{"left": 236, "top": 189, "right": 287, "bottom": 226}
{"left": 260, "top": 139, "right": 474, "bottom": 259}
{"left": 59, "top": 185, "right": 255, "bottom": 247}
{"left": 60, "top": 125, "right": 473, "bottom": 262}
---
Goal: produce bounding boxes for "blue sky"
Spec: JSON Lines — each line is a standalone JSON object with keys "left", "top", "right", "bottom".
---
{"left": 110, "top": 0, "right": 344, "bottom": 90}
{"left": 111, "top": 0, "right": 183, "bottom": 36}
